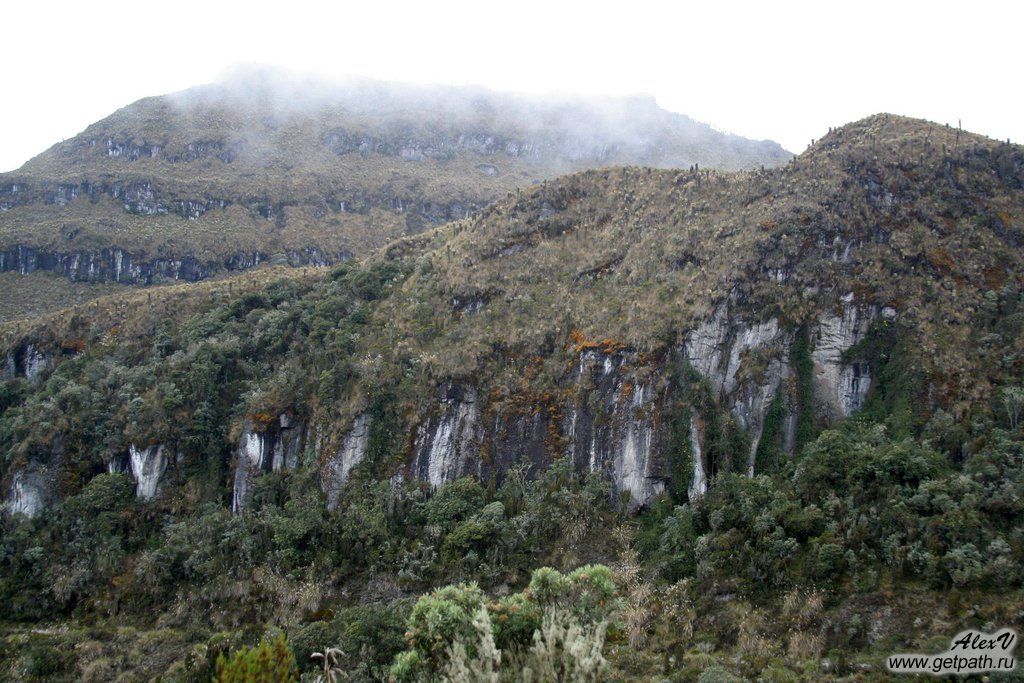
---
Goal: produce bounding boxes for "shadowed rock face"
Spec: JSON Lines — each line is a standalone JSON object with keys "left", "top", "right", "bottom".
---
{"left": 685, "top": 297, "right": 791, "bottom": 475}
{"left": 730, "top": 358, "right": 791, "bottom": 477}
{"left": 402, "top": 352, "right": 667, "bottom": 510}
{"left": 612, "top": 382, "right": 664, "bottom": 507}
{"left": 683, "top": 292, "right": 887, "bottom": 478}
{"left": 394, "top": 308, "right": 879, "bottom": 509}
{"left": 563, "top": 350, "right": 664, "bottom": 509}
{"left": 232, "top": 423, "right": 271, "bottom": 513}
{"left": 1, "top": 343, "right": 51, "bottom": 383}
{"left": 479, "top": 407, "right": 551, "bottom": 484}
{"left": 411, "top": 385, "right": 479, "bottom": 487}
{"left": 272, "top": 413, "right": 304, "bottom": 472}
{"left": 232, "top": 414, "right": 305, "bottom": 513}
{"left": 0, "top": 244, "right": 335, "bottom": 285}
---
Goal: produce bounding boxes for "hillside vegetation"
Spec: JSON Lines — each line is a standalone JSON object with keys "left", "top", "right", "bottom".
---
{"left": 0, "top": 272, "right": 131, "bottom": 323}
{"left": 0, "top": 68, "right": 789, "bottom": 318}
{"left": 0, "top": 115, "right": 1022, "bottom": 681}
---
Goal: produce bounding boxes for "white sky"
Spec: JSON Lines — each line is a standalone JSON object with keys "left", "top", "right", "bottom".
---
{"left": 2, "top": 0, "right": 1021, "bottom": 172}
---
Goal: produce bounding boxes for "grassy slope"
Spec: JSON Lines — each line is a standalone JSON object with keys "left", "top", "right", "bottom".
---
{"left": 354, "top": 114, "right": 1024, "bottom": 408}
{"left": 0, "top": 273, "right": 132, "bottom": 324}
{"left": 7, "top": 114, "right": 1023, "bottom": 417}
{"left": 0, "top": 76, "right": 790, "bottom": 261}
{"left": 0, "top": 265, "right": 326, "bottom": 345}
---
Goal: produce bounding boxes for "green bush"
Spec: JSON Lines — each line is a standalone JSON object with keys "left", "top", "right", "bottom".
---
{"left": 390, "top": 565, "right": 619, "bottom": 680}
{"left": 422, "top": 477, "right": 486, "bottom": 530}
{"left": 213, "top": 635, "right": 298, "bottom": 682}
{"left": 288, "top": 621, "right": 335, "bottom": 672}
{"left": 490, "top": 592, "right": 543, "bottom": 651}
{"left": 402, "top": 582, "right": 487, "bottom": 674}
{"left": 697, "top": 664, "right": 742, "bottom": 682}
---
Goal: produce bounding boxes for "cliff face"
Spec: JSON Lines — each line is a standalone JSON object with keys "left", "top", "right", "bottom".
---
{"left": 3, "top": 114, "right": 1023, "bottom": 520}
{"left": 0, "top": 70, "right": 789, "bottom": 309}
{"left": 232, "top": 416, "right": 305, "bottom": 512}
{"left": 0, "top": 296, "right": 908, "bottom": 519}
{"left": 0, "top": 243, "right": 332, "bottom": 284}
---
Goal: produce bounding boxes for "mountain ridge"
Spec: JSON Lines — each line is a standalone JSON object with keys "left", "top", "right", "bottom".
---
{"left": 5, "top": 112, "right": 1021, "bottom": 452}
{"left": 1, "top": 112, "right": 1022, "bottom": 681}
{"left": 0, "top": 71, "right": 790, "bottom": 315}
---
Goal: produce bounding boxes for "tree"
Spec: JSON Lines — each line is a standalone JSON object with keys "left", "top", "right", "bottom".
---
{"left": 999, "top": 386, "right": 1024, "bottom": 430}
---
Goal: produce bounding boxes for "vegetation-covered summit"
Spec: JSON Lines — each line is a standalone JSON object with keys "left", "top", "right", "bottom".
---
{"left": 0, "top": 68, "right": 789, "bottom": 321}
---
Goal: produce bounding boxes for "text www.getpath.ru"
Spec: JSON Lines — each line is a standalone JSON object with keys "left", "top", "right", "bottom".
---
{"left": 887, "top": 654, "right": 1015, "bottom": 675}
{"left": 887, "top": 628, "right": 1017, "bottom": 676}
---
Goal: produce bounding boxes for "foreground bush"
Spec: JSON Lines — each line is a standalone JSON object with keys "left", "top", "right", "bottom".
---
{"left": 214, "top": 635, "right": 297, "bottom": 683}
{"left": 390, "top": 565, "right": 619, "bottom": 681}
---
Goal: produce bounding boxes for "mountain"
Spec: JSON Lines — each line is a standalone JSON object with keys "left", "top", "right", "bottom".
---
{"left": 1, "top": 114, "right": 1022, "bottom": 680}
{"left": 0, "top": 67, "right": 789, "bottom": 303}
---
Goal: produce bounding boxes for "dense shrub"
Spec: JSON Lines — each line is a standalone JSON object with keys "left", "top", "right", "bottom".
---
{"left": 421, "top": 476, "right": 486, "bottom": 530}
{"left": 214, "top": 635, "right": 298, "bottom": 682}
{"left": 647, "top": 420, "right": 1024, "bottom": 591}
{"left": 390, "top": 565, "right": 619, "bottom": 680}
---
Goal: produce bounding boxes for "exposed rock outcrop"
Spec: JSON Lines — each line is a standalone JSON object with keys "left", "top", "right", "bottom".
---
{"left": 107, "top": 453, "right": 129, "bottom": 474}
{"left": 405, "top": 356, "right": 667, "bottom": 509}
{"left": 129, "top": 444, "right": 168, "bottom": 500}
{"left": 479, "top": 406, "right": 552, "bottom": 483}
{"left": 563, "top": 350, "right": 665, "bottom": 509}
{"left": 232, "top": 414, "right": 304, "bottom": 512}
{"left": 612, "top": 382, "right": 663, "bottom": 507}
{"left": 232, "top": 421, "right": 271, "bottom": 513}
{"left": 682, "top": 293, "right": 884, "bottom": 479}
{"left": 0, "top": 244, "right": 335, "bottom": 285}
{"left": 812, "top": 295, "right": 877, "bottom": 419}
{"left": 2, "top": 344, "right": 51, "bottom": 382}
{"left": 411, "top": 385, "right": 479, "bottom": 487}
{"left": 688, "top": 414, "right": 707, "bottom": 500}
{"left": 273, "top": 414, "right": 304, "bottom": 472}
{"left": 6, "top": 465, "right": 47, "bottom": 518}
{"left": 685, "top": 299, "right": 791, "bottom": 476}
{"left": 730, "top": 359, "right": 790, "bottom": 476}
{"left": 23, "top": 344, "right": 49, "bottom": 382}
{"left": 322, "top": 414, "right": 371, "bottom": 510}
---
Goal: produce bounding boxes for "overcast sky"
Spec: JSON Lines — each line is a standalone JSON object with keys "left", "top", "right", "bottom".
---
{"left": 2, "top": 0, "right": 1020, "bottom": 172}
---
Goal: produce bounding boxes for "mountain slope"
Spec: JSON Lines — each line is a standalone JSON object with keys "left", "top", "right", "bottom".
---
{"left": 0, "top": 68, "right": 789, "bottom": 296}
{"left": 1, "top": 114, "right": 1022, "bottom": 680}
{"left": 4, "top": 113, "right": 1022, "bottom": 498}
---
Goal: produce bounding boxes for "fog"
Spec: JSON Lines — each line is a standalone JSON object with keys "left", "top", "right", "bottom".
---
{"left": 1, "top": 0, "right": 1022, "bottom": 171}
{"left": 152, "top": 64, "right": 786, "bottom": 168}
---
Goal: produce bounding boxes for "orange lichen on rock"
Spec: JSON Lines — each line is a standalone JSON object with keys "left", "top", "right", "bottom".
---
{"left": 567, "top": 328, "right": 627, "bottom": 355}
{"left": 246, "top": 411, "right": 277, "bottom": 429}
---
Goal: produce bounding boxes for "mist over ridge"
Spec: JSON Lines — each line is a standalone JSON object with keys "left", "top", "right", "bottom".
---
{"left": 0, "top": 65, "right": 790, "bottom": 314}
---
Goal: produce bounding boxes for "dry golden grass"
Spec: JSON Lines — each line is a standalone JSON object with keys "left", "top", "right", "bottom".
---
{"left": 351, "top": 114, "right": 1024, "bottom": 409}
{"left": 1, "top": 76, "right": 788, "bottom": 279}
{"left": 0, "top": 271, "right": 132, "bottom": 323}
{"left": 0, "top": 264, "right": 325, "bottom": 347}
